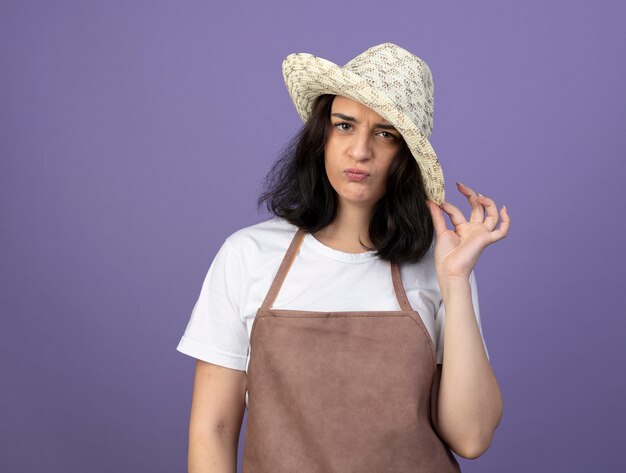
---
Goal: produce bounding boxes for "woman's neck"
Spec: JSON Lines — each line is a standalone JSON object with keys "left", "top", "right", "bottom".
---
{"left": 312, "top": 203, "right": 374, "bottom": 254}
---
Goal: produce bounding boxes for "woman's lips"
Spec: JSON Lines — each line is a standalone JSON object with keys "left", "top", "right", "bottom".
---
{"left": 344, "top": 168, "right": 369, "bottom": 182}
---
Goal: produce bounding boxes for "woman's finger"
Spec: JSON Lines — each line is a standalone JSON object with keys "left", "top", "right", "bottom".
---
{"left": 440, "top": 200, "right": 468, "bottom": 227}
{"left": 486, "top": 205, "right": 511, "bottom": 243}
{"left": 477, "top": 193, "right": 500, "bottom": 232}
{"left": 456, "top": 182, "right": 484, "bottom": 223}
{"left": 427, "top": 200, "right": 449, "bottom": 237}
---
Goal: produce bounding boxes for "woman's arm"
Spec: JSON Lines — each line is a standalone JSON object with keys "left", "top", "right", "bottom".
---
{"left": 188, "top": 360, "right": 247, "bottom": 473}
{"left": 426, "top": 182, "right": 510, "bottom": 458}
{"left": 435, "top": 277, "right": 502, "bottom": 459}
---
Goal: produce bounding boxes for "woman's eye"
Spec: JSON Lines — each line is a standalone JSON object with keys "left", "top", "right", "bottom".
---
{"left": 379, "top": 131, "right": 398, "bottom": 140}
{"left": 334, "top": 122, "right": 351, "bottom": 131}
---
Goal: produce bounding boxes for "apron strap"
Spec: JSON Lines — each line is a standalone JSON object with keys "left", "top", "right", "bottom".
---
{"left": 260, "top": 226, "right": 414, "bottom": 312}
{"left": 390, "top": 261, "right": 414, "bottom": 312}
{"left": 260, "top": 227, "right": 307, "bottom": 310}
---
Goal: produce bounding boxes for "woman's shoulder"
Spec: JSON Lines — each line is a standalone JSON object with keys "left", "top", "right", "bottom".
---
{"left": 223, "top": 216, "right": 298, "bottom": 259}
{"left": 399, "top": 243, "right": 439, "bottom": 290}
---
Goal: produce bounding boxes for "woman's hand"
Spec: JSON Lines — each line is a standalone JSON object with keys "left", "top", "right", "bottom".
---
{"left": 426, "top": 182, "right": 510, "bottom": 282}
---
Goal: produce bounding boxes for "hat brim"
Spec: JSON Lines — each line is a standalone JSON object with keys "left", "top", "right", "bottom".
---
{"left": 282, "top": 52, "right": 445, "bottom": 205}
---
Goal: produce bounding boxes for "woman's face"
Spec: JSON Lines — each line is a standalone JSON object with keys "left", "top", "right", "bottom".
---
{"left": 324, "top": 95, "right": 402, "bottom": 211}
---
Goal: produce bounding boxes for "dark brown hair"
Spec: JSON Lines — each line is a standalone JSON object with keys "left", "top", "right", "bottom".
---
{"left": 257, "top": 94, "right": 434, "bottom": 264}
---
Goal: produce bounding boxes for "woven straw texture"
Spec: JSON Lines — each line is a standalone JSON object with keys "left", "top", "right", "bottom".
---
{"left": 282, "top": 42, "right": 445, "bottom": 205}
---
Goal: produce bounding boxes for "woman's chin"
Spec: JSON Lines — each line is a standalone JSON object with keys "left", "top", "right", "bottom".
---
{"left": 337, "top": 193, "right": 379, "bottom": 208}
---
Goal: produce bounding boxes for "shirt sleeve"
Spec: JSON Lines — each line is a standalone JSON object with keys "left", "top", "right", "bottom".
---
{"left": 434, "top": 270, "right": 489, "bottom": 364}
{"left": 176, "top": 238, "right": 249, "bottom": 371}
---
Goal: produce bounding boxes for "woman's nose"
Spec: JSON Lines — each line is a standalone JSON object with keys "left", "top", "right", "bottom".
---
{"left": 348, "top": 133, "right": 373, "bottom": 161}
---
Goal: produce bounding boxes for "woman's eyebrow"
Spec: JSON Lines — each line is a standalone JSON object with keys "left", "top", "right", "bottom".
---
{"left": 331, "top": 112, "right": 397, "bottom": 131}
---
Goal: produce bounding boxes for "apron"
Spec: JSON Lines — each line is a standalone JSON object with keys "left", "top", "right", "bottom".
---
{"left": 242, "top": 227, "right": 461, "bottom": 472}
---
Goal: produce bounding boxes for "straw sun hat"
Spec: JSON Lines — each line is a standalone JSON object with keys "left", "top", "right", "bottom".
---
{"left": 282, "top": 42, "right": 445, "bottom": 206}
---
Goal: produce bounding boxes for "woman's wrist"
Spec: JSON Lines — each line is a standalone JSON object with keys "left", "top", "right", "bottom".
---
{"left": 438, "top": 273, "right": 471, "bottom": 302}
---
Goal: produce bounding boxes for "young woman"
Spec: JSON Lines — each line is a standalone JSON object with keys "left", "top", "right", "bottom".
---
{"left": 177, "top": 43, "right": 510, "bottom": 473}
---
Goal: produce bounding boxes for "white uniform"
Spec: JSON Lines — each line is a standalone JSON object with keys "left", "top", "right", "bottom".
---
{"left": 176, "top": 216, "right": 488, "bottom": 372}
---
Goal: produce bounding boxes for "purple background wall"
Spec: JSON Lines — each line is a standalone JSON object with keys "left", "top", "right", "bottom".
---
{"left": 1, "top": 1, "right": 624, "bottom": 471}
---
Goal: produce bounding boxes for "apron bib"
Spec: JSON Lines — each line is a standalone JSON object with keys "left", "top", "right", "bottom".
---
{"left": 242, "top": 227, "right": 461, "bottom": 472}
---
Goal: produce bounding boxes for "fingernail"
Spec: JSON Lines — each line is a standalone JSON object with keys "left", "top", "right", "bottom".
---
{"left": 503, "top": 204, "right": 507, "bottom": 210}
{"left": 456, "top": 182, "right": 462, "bottom": 187}
{"left": 478, "top": 192, "right": 484, "bottom": 197}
